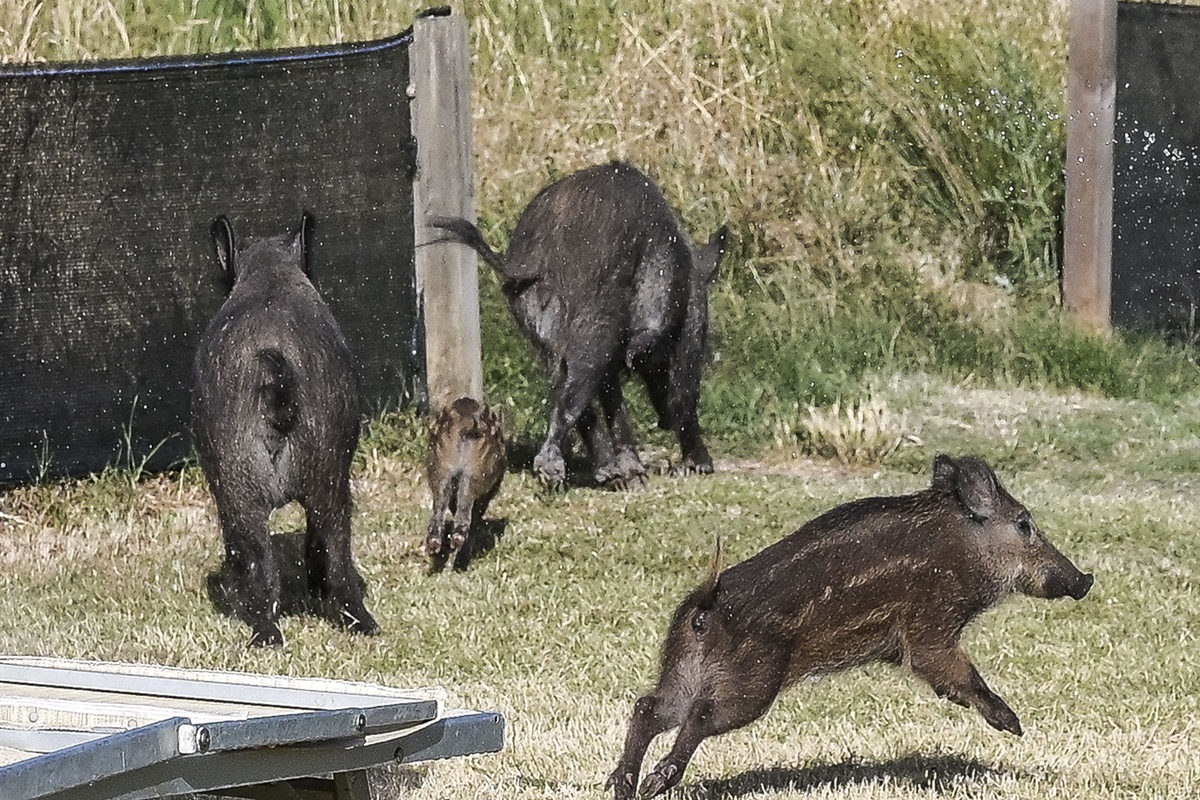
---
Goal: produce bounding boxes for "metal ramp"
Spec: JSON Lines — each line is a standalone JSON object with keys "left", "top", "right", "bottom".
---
{"left": 0, "top": 657, "right": 505, "bottom": 800}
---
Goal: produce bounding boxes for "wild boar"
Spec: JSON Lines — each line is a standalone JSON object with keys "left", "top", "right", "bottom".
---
{"left": 425, "top": 396, "right": 507, "bottom": 570}
{"left": 431, "top": 161, "right": 727, "bottom": 489}
{"left": 192, "top": 213, "right": 378, "bottom": 647}
{"left": 609, "top": 454, "right": 1093, "bottom": 799}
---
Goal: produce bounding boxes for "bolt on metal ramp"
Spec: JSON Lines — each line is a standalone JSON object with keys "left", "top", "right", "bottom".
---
{"left": 0, "top": 656, "right": 505, "bottom": 800}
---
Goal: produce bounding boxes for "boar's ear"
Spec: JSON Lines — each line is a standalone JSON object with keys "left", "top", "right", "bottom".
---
{"left": 212, "top": 216, "right": 235, "bottom": 282}
{"left": 694, "top": 225, "right": 729, "bottom": 285}
{"left": 931, "top": 453, "right": 958, "bottom": 489}
{"left": 297, "top": 211, "right": 315, "bottom": 278}
{"left": 933, "top": 454, "right": 997, "bottom": 521}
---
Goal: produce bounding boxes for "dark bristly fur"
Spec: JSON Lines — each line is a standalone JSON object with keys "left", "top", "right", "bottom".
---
{"left": 609, "top": 454, "right": 1094, "bottom": 799}
{"left": 431, "top": 161, "right": 728, "bottom": 490}
{"left": 192, "top": 214, "right": 378, "bottom": 647}
{"left": 425, "top": 396, "right": 508, "bottom": 571}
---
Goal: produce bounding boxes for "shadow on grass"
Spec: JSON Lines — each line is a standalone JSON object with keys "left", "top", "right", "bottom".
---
{"left": 679, "top": 751, "right": 1024, "bottom": 798}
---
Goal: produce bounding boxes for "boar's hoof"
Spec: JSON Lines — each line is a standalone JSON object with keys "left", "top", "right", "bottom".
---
{"left": 672, "top": 458, "right": 714, "bottom": 476}
{"left": 426, "top": 518, "right": 449, "bottom": 558}
{"left": 533, "top": 449, "right": 567, "bottom": 489}
{"left": 985, "top": 703, "right": 1023, "bottom": 737}
{"left": 638, "top": 763, "right": 680, "bottom": 799}
{"left": 339, "top": 604, "right": 381, "bottom": 636}
{"left": 426, "top": 534, "right": 445, "bottom": 558}
{"left": 248, "top": 623, "right": 285, "bottom": 648}
{"left": 617, "top": 450, "right": 648, "bottom": 488}
{"left": 595, "top": 464, "right": 647, "bottom": 492}
{"left": 672, "top": 444, "right": 714, "bottom": 476}
{"left": 606, "top": 473, "right": 647, "bottom": 492}
{"left": 449, "top": 525, "right": 469, "bottom": 553}
{"left": 606, "top": 769, "right": 638, "bottom": 800}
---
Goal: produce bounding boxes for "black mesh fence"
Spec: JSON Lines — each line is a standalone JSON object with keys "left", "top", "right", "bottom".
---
{"left": 0, "top": 33, "right": 422, "bottom": 484}
{"left": 1113, "top": 2, "right": 1200, "bottom": 335}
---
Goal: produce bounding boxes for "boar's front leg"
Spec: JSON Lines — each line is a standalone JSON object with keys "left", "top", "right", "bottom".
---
{"left": 909, "top": 641, "right": 1023, "bottom": 736}
{"left": 664, "top": 382, "right": 712, "bottom": 475}
{"left": 639, "top": 360, "right": 712, "bottom": 476}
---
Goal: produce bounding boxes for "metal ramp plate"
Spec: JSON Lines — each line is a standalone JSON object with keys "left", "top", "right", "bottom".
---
{"left": 0, "top": 657, "right": 505, "bottom": 800}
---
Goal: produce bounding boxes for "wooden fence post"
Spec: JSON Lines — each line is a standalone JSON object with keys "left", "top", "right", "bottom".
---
{"left": 1063, "top": 0, "right": 1116, "bottom": 332}
{"left": 411, "top": 10, "right": 482, "bottom": 411}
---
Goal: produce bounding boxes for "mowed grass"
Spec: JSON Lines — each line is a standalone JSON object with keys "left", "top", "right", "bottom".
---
{"left": 3, "top": 378, "right": 1200, "bottom": 798}
{"left": 2, "top": 1, "right": 1200, "bottom": 798}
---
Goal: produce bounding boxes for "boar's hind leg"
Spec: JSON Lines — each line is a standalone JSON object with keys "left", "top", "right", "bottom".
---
{"left": 219, "top": 504, "right": 282, "bottom": 647}
{"left": 608, "top": 695, "right": 677, "bottom": 800}
{"left": 304, "top": 482, "right": 380, "bottom": 636}
{"left": 578, "top": 404, "right": 620, "bottom": 486}
{"left": 637, "top": 666, "right": 783, "bottom": 799}
{"left": 535, "top": 354, "right": 616, "bottom": 487}
{"left": 584, "top": 383, "right": 645, "bottom": 490}
{"left": 449, "top": 469, "right": 477, "bottom": 555}
{"left": 637, "top": 694, "right": 754, "bottom": 799}
{"left": 599, "top": 382, "right": 646, "bottom": 488}
{"left": 910, "top": 643, "right": 1022, "bottom": 736}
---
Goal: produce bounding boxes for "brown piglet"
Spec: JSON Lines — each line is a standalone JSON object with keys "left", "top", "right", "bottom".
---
{"left": 609, "top": 454, "right": 1094, "bottom": 799}
{"left": 425, "top": 397, "right": 507, "bottom": 570}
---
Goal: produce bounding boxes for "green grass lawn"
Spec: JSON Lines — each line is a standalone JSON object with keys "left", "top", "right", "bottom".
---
{"left": 3, "top": 376, "right": 1199, "bottom": 798}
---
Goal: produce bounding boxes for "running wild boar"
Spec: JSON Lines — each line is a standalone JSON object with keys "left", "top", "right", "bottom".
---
{"left": 432, "top": 161, "right": 727, "bottom": 489}
{"left": 425, "top": 396, "right": 507, "bottom": 570}
{"left": 609, "top": 454, "right": 1093, "bottom": 799}
{"left": 192, "top": 214, "right": 378, "bottom": 647}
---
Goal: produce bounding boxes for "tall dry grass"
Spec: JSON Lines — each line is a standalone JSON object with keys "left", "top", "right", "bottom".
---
{"left": 2, "top": 0, "right": 1197, "bottom": 451}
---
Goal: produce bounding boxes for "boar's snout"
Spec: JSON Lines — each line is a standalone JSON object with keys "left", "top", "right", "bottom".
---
{"left": 1048, "top": 568, "right": 1094, "bottom": 601}
{"left": 1030, "top": 550, "right": 1093, "bottom": 601}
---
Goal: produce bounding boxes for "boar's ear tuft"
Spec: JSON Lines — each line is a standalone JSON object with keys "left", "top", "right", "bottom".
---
{"left": 694, "top": 225, "right": 729, "bottom": 285}
{"left": 212, "top": 216, "right": 235, "bottom": 283}
{"left": 936, "top": 455, "right": 999, "bottom": 522}
{"left": 297, "top": 211, "right": 315, "bottom": 278}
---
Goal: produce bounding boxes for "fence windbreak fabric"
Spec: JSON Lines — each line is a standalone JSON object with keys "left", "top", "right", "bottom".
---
{"left": 1113, "top": 2, "right": 1200, "bottom": 335}
{"left": 0, "top": 35, "right": 421, "bottom": 484}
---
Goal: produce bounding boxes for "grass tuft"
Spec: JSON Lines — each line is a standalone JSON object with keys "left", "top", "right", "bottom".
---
{"left": 790, "top": 394, "right": 914, "bottom": 467}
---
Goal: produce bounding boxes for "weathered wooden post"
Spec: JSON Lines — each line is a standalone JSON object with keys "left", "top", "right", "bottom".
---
{"left": 411, "top": 9, "right": 483, "bottom": 411}
{"left": 1063, "top": 0, "right": 1116, "bottom": 332}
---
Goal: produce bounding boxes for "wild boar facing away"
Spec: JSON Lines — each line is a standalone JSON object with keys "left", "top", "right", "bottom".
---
{"left": 425, "top": 396, "right": 507, "bottom": 570}
{"left": 609, "top": 454, "right": 1093, "bottom": 799}
{"left": 432, "top": 161, "right": 727, "bottom": 489}
{"left": 193, "top": 214, "right": 378, "bottom": 647}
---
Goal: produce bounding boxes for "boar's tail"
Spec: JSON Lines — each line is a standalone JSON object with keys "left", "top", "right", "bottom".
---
{"left": 693, "top": 536, "right": 725, "bottom": 610}
{"left": 256, "top": 348, "right": 299, "bottom": 434}
{"left": 428, "top": 217, "right": 507, "bottom": 273}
